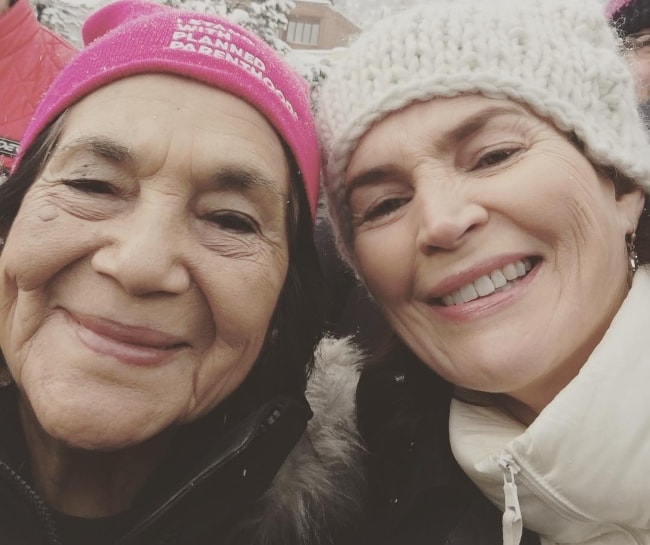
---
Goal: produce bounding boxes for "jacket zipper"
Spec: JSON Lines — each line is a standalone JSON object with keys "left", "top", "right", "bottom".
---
{"left": 498, "top": 454, "right": 523, "bottom": 545}
{"left": 116, "top": 397, "right": 307, "bottom": 545}
{"left": 498, "top": 452, "right": 645, "bottom": 545}
{"left": 0, "top": 458, "right": 62, "bottom": 545}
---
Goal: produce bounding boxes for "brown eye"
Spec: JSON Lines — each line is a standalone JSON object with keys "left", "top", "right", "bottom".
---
{"left": 364, "top": 197, "right": 410, "bottom": 222}
{"left": 474, "top": 148, "right": 520, "bottom": 169}
{"left": 205, "top": 211, "right": 259, "bottom": 234}
{"left": 64, "top": 179, "right": 116, "bottom": 195}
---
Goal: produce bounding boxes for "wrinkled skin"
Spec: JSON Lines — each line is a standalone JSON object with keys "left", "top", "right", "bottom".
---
{"left": 0, "top": 74, "right": 291, "bottom": 514}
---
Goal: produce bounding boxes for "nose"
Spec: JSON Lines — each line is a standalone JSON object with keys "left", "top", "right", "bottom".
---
{"left": 414, "top": 181, "right": 488, "bottom": 254}
{"left": 91, "top": 204, "right": 192, "bottom": 296}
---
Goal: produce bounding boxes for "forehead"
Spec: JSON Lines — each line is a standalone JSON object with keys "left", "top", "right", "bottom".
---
{"left": 55, "top": 74, "right": 289, "bottom": 185}
{"left": 346, "top": 95, "right": 537, "bottom": 174}
{"left": 366, "top": 95, "right": 531, "bottom": 140}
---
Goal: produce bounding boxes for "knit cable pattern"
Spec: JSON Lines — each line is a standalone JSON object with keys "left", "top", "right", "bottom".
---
{"left": 317, "top": 0, "right": 650, "bottom": 267}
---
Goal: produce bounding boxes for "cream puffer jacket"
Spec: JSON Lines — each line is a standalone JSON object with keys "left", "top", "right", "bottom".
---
{"left": 449, "top": 267, "right": 650, "bottom": 545}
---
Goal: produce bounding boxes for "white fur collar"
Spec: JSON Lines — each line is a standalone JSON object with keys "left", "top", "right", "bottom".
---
{"left": 230, "top": 336, "right": 366, "bottom": 545}
{"left": 449, "top": 267, "right": 650, "bottom": 545}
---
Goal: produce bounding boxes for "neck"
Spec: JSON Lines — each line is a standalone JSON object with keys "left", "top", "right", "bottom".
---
{"left": 19, "top": 398, "right": 175, "bottom": 517}
{"left": 500, "top": 273, "right": 632, "bottom": 425}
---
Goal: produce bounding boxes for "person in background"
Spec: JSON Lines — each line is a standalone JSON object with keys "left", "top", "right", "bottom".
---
{"left": 0, "top": 0, "right": 75, "bottom": 178}
{"left": 317, "top": 0, "right": 650, "bottom": 543}
{"left": 0, "top": 1, "right": 364, "bottom": 544}
{"left": 607, "top": 0, "right": 650, "bottom": 126}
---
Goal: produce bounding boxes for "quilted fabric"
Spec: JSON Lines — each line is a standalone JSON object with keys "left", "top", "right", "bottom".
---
{"left": 0, "top": 0, "right": 76, "bottom": 173}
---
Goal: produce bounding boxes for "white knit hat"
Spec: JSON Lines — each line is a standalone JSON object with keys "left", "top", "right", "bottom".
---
{"left": 317, "top": 0, "right": 650, "bottom": 266}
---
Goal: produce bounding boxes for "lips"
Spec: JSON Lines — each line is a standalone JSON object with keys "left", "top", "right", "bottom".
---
{"left": 433, "top": 257, "right": 538, "bottom": 307}
{"left": 67, "top": 311, "right": 188, "bottom": 366}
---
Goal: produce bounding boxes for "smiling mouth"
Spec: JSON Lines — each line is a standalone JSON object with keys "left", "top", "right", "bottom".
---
{"left": 435, "top": 257, "right": 538, "bottom": 307}
{"left": 65, "top": 309, "right": 191, "bottom": 367}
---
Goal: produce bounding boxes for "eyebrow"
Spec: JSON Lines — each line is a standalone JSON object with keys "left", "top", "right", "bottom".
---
{"left": 345, "top": 103, "right": 527, "bottom": 196}
{"left": 55, "top": 136, "right": 134, "bottom": 166}
{"left": 211, "top": 165, "right": 285, "bottom": 196}
{"left": 53, "top": 137, "right": 286, "bottom": 196}
{"left": 442, "top": 104, "right": 525, "bottom": 148}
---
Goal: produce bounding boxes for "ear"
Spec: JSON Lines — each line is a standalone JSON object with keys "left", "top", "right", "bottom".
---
{"left": 617, "top": 188, "right": 646, "bottom": 234}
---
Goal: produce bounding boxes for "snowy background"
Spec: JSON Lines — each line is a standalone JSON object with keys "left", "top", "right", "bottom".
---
{"left": 37, "top": 0, "right": 433, "bottom": 47}
{"left": 36, "top": 0, "right": 612, "bottom": 47}
{"left": 35, "top": 0, "right": 611, "bottom": 86}
{"left": 35, "top": 0, "right": 348, "bottom": 85}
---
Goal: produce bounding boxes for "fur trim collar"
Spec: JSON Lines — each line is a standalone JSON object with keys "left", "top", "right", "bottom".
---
{"left": 228, "top": 336, "right": 366, "bottom": 545}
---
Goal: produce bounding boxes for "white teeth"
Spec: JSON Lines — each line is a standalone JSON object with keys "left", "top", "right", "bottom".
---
{"left": 474, "top": 275, "right": 496, "bottom": 297}
{"left": 490, "top": 269, "right": 507, "bottom": 288}
{"left": 439, "top": 258, "right": 534, "bottom": 307}
{"left": 460, "top": 284, "right": 479, "bottom": 303}
{"left": 502, "top": 263, "right": 518, "bottom": 280}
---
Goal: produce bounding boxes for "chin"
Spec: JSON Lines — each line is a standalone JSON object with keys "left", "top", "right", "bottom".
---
{"left": 32, "top": 396, "right": 172, "bottom": 452}
{"left": 60, "top": 421, "right": 165, "bottom": 452}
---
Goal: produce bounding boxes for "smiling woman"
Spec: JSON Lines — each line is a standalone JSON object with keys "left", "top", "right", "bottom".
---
{"left": 316, "top": 0, "right": 650, "bottom": 544}
{"left": 6, "top": 75, "right": 294, "bottom": 450}
{"left": 0, "top": 1, "right": 366, "bottom": 544}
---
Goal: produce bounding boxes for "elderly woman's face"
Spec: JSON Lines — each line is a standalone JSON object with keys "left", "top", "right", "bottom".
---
{"left": 346, "top": 95, "right": 644, "bottom": 411}
{"left": 0, "top": 74, "right": 291, "bottom": 449}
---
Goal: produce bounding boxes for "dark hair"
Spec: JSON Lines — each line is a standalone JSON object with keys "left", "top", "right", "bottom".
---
{"left": 0, "top": 114, "right": 68, "bottom": 235}
{"left": 612, "top": 0, "right": 650, "bottom": 36}
{"left": 593, "top": 164, "right": 650, "bottom": 266}
{"left": 0, "top": 115, "right": 325, "bottom": 409}
{"left": 247, "top": 148, "right": 326, "bottom": 403}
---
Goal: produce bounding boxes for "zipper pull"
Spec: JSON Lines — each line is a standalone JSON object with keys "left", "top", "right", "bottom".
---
{"left": 499, "top": 453, "right": 523, "bottom": 545}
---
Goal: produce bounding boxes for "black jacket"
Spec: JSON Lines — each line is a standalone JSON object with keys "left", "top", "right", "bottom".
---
{"left": 356, "top": 341, "right": 540, "bottom": 545}
{"left": 0, "top": 338, "right": 365, "bottom": 545}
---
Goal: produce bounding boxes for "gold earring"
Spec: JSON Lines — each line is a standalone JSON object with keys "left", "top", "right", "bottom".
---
{"left": 627, "top": 232, "right": 639, "bottom": 274}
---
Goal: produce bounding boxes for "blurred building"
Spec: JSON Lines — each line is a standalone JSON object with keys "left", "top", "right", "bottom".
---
{"left": 280, "top": 0, "right": 359, "bottom": 50}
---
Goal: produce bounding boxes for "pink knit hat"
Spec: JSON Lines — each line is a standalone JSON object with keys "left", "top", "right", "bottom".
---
{"left": 15, "top": 0, "right": 320, "bottom": 219}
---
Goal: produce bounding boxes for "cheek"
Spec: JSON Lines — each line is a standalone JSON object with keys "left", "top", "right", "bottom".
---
{"left": 354, "top": 228, "right": 413, "bottom": 303}
{"left": 2, "top": 193, "right": 97, "bottom": 292}
{"left": 186, "top": 254, "right": 288, "bottom": 416}
{"left": 509, "top": 155, "right": 617, "bottom": 247}
{"left": 197, "top": 249, "right": 288, "bottom": 351}
{"left": 0, "top": 202, "right": 94, "bottom": 371}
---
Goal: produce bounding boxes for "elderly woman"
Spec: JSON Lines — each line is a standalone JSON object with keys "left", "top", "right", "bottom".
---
{"left": 0, "top": 1, "right": 364, "bottom": 544}
{"left": 317, "top": 0, "right": 650, "bottom": 544}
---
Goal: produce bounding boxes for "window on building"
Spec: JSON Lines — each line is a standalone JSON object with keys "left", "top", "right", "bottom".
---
{"left": 286, "top": 19, "right": 320, "bottom": 46}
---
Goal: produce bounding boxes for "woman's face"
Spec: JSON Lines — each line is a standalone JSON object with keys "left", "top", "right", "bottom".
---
{"left": 624, "top": 27, "right": 650, "bottom": 102}
{"left": 0, "top": 74, "right": 291, "bottom": 449}
{"left": 346, "top": 95, "right": 644, "bottom": 412}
